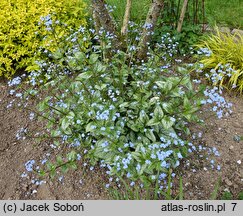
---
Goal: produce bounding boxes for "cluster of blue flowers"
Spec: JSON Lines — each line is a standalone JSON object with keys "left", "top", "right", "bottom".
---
{"left": 16, "top": 127, "right": 27, "bottom": 140}
{"left": 197, "top": 47, "right": 212, "bottom": 57}
{"left": 201, "top": 86, "right": 233, "bottom": 118}
{"left": 156, "top": 33, "right": 179, "bottom": 61}
{"left": 205, "top": 64, "right": 237, "bottom": 86}
{"left": 25, "top": 160, "right": 36, "bottom": 172}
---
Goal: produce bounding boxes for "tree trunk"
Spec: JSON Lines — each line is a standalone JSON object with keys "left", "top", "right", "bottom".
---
{"left": 136, "top": 0, "right": 164, "bottom": 60}
{"left": 121, "top": 0, "right": 132, "bottom": 37}
{"left": 177, "top": 0, "right": 188, "bottom": 33}
{"left": 92, "top": 0, "right": 117, "bottom": 35}
{"left": 91, "top": 0, "right": 125, "bottom": 51}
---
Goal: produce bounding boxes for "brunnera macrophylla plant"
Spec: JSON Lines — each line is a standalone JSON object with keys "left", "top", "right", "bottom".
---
{"left": 8, "top": 21, "right": 233, "bottom": 193}
{"left": 17, "top": 29, "right": 208, "bottom": 190}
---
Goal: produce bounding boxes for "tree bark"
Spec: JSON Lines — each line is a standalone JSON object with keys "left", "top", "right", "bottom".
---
{"left": 121, "top": 0, "right": 132, "bottom": 37}
{"left": 136, "top": 0, "right": 164, "bottom": 60}
{"left": 177, "top": 0, "right": 189, "bottom": 33}
{"left": 92, "top": 0, "right": 117, "bottom": 35}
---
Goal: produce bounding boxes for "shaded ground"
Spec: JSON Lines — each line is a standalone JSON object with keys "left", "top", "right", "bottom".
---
{"left": 0, "top": 80, "right": 242, "bottom": 200}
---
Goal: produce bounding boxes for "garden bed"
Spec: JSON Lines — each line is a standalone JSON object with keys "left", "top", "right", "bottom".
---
{"left": 1, "top": 79, "right": 242, "bottom": 200}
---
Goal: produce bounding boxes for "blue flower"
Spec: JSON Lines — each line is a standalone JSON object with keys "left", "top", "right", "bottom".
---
{"left": 145, "top": 160, "right": 151, "bottom": 165}
{"left": 126, "top": 172, "right": 132, "bottom": 178}
{"left": 177, "top": 152, "right": 183, "bottom": 159}
{"left": 130, "top": 181, "right": 135, "bottom": 186}
{"left": 25, "top": 160, "right": 35, "bottom": 172}
{"left": 161, "top": 161, "right": 167, "bottom": 167}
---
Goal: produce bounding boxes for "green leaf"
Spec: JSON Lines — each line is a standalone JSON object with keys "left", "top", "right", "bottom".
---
{"left": 69, "top": 161, "right": 78, "bottom": 170}
{"left": 95, "top": 62, "right": 106, "bottom": 72}
{"left": 38, "top": 102, "right": 46, "bottom": 112}
{"left": 56, "top": 155, "right": 63, "bottom": 165}
{"left": 52, "top": 49, "right": 63, "bottom": 60}
{"left": 155, "top": 81, "right": 166, "bottom": 89}
{"left": 149, "top": 97, "right": 160, "bottom": 105}
{"left": 138, "top": 164, "right": 147, "bottom": 175}
{"left": 85, "top": 122, "right": 96, "bottom": 132}
{"left": 146, "top": 118, "right": 160, "bottom": 126}
{"left": 155, "top": 80, "right": 173, "bottom": 91}
{"left": 89, "top": 53, "right": 99, "bottom": 64}
{"left": 39, "top": 170, "right": 46, "bottom": 177}
{"left": 177, "top": 66, "right": 188, "bottom": 75}
{"left": 129, "top": 131, "right": 136, "bottom": 143}
{"left": 154, "top": 106, "right": 164, "bottom": 120}
{"left": 131, "top": 152, "right": 141, "bottom": 161}
{"left": 94, "top": 84, "right": 107, "bottom": 90}
{"left": 76, "top": 72, "right": 92, "bottom": 81}
{"left": 183, "top": 96, "right": 191, "bottom": 108}
{"left": 74, "top": 51, "right": 86, "bottom": 63}
{"left": 61, "top": 117, "right": 70, "bottom": 131}
{"left": 26, "top": 64, "right": 40, "bottom": 72}
{"left": 140, "top": 176, "right": 152, "bottom": 188}
{"left": 161, "top": 116, "right": 174, "bottom": 130}
{"left": 67, "top": 150, "right": 77, "bottom": 161}
{"left": 66, "top": 111, "right": 75, "bottom": 119}
{"left": 139, "top": 110, "right": 149, "bottom": 124}
{"left": 94, "top": 147, "right": 115, "bottom": 163}
{"left": 162, "top": 102, "right": 174, "bottom": 114}
{"left": 127, "top": 121, "right": 139, "bottom": 132}
{"left": 145, "top": 130, "right": 156, "bottom": 142}
{"left": 61, "top": 165, "right": 69, "bottom": 173}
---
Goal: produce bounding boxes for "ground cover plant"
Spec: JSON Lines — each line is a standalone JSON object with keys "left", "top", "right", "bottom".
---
{"left": 1, "top": 0, "right": 243, "bottom": 200}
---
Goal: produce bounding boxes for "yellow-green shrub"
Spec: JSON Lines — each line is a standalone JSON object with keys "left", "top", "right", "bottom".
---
{"left": 196, "top": 29, "right": 243, "bottom": 92}
{"left": 0, "top": 0, "right": 87, "bottom": 78}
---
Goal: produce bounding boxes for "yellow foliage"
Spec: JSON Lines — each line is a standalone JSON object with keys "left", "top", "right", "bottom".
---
{"left": 0, "top": 0, "right": 87, "bottom": 78}
{"left": 196, "top": 28, "right": 243, "bottom": 92}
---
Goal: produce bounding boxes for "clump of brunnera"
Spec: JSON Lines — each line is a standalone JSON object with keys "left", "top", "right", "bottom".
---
{"left": 7, "top": 19, "right": 232, "bottom": 195}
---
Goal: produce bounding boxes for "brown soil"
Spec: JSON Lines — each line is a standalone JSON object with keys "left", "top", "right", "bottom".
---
{"left": 0, "top": 80, "right": 242, "bottom": 200}
{"left": 0, "top": 80, "right": 108, "bottom": 200}
{"left": 181, "top": 92, "right": 243, "bottom": 199}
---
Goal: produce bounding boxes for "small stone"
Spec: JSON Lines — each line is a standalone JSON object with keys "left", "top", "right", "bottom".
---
{"left": 237, "top": 160, "right": 241, "bottom": 165}
{"left": 32, "top": 190, "right": 37, "bottom": 194}
{"left": 22, "top": 184, "right": 28, "bottom": 191}
{"left": 225, "top": 178, "right": 233, "bottom": 186}
{"left": 232, "top": 29, "right": 243, "bottom": 42}
{"left": 219, "top": 27, "right": 231, "bottom": 34}
{"left": 231, "top": 29, "right": 243, "bottom": 36}
{"left": 229, "top": 145, "right": 234, "bottom": 150}
{"left": 224, "top": 188, "right": 230, "bottom": 192}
